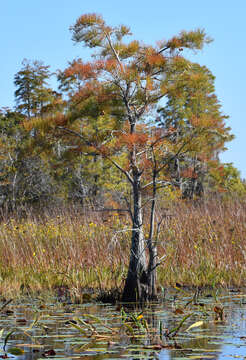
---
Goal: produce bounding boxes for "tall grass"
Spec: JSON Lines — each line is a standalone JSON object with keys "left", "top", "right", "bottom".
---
{"left": 158, "top": 198, "right": 246, "bottom": 287}
{"left": 0, "top": 205, "right": 129, "bottom": 298}
{"left": 0, "top": 198, "right": 246, "bottom": 298}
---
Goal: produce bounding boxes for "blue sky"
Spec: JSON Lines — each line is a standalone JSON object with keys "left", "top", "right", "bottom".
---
{"left": 1, "top": 1, "right": 246, "bottom": 177}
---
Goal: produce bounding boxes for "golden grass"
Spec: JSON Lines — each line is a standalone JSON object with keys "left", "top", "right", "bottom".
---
{"left": 0, "top": 198, "right": 246, "bottom": 298}
{"left": 158, "top": 198, "right": 246, "bottom": 287}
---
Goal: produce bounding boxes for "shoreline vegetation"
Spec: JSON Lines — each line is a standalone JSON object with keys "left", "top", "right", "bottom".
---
{"left": 0, "top": 197, "right": 246, "bottom": 301}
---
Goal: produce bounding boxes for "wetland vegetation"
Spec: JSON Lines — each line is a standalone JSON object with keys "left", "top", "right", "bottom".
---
{"left": 1, "top": 12, "right": 246, "bottom": 358}
{"left": 0, "top": 288, "right": 245, "bottom": 359}
{"left": 0, "top": 198, "right": 245, "bottom": 300}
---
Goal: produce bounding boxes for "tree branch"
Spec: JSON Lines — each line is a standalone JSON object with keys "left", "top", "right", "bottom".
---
{"left": 158, "top": 45, "right": 170, "bottom": 54}
{"left": 105, "top": 33, "right": 124, "bottom": 72}
{"left": 57, "top": 126, "right": 134, "bottom": 184}
{"left": 142, "top": 180, "right": 173, "bottom": 190}
{"left": 156, "top": 140, "right": 190, "bottom": 175}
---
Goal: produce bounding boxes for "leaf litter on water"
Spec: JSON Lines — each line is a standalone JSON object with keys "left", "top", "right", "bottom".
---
{"left": 186, "top": 321, "right": 204, "bottom": 332}
{"left": 1, "top": 291, "right": 246, "bottom": 358}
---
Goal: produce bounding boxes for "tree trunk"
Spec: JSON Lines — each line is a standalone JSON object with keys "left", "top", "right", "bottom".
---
{"left": 148, "top": 246, "right": 157, "bottom": 300}
{"left": 147, "top": 169, "right": 158, "bottom": 300}
{"left": 122, "top": 173, "right": 148, "bottom": 303}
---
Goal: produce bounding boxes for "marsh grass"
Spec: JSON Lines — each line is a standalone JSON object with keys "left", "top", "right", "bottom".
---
{"left": 0, "top": 198, "right": 246, "bottom": 298}
{"left": 158, "top": 198, "right": 246, "bottom": 287}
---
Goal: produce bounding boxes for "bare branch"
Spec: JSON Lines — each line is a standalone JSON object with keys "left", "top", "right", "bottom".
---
{"left": 156, "top": 140, "right": 189, "bottom": 174}
{"left": 105, "top": 33, "right": 124, "bottom": 72}
{"left": 108, "top": 157, "right": 134, "bottom": 184}
{"left": 142, "top": 180, "right": 172, "bottom": 190}
{"left": 122, "top": 195, "right": 133, "bottom": 221}
{"left": 158, "top": 46, "right": 170, "bottom": 54}
{"left": 149, "top": 255, "right": 167, "bottom": 273}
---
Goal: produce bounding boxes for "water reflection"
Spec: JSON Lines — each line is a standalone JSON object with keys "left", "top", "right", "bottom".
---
{"left": 0, "top": 291, "right": 246, "bottom": 359}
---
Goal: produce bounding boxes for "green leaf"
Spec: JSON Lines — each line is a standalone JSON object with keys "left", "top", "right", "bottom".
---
{"left": 68, "top": 321, "right": 88, "bottom": 335}
{"left": 3, "top": 330, "right": 15, "bottom": 351}
{"left": 8, "top": 347, "right": 25, "bottom": 356}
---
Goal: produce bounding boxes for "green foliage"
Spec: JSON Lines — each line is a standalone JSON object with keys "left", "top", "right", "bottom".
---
{"left": 210, "top": 162, "right": 246, "bottom": 196}
{"left": 14, "top": 59, "right": 61, "bottom": 119}
{"left": 0, "top": 108, "right": 24, "bottom": 135}
{"left": 157, "top": 62, "right": 234, "bottom": 198}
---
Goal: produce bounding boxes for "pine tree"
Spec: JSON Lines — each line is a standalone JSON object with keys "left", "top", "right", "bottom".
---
{"left": 157, "top": 63, "right": 234, "bottom": 198}
{"left": 14, "top": 59, "right": 56, "bottom": 119}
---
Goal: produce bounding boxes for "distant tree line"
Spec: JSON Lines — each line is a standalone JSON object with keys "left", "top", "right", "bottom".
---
{"left": 0, "top": 56, "right": 243, "bottom": 211}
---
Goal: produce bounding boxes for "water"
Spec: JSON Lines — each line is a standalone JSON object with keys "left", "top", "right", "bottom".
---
{"left": 0, "top": 289, "right": 246, "bottom": 359}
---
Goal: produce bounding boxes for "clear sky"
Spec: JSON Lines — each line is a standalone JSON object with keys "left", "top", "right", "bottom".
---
{"left": 1, "top": 1, "right": 246, "bottom": 177}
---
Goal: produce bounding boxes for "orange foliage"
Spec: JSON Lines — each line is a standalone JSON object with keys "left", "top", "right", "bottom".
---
{"left": 71, "top": 80, "right": 116, "bottom": 105}
{"left": 75, "top": 13, "right": 104, "bottom": 27}
{"left": 181, "top": 168, "right": 198, "bottom": 179}
{"left": 104, "top": 59, "right": 118, "bottom": 72}
{"left": 197, "top": 154, "right": 209, "bottom": 162}
{"left": 127, "top": 40, "right": 140, "bottom": 53}
{"left": 97, "top": 90, "right": 116, "bottom": 104}
{"left": 54, "top": 114, "right": 67, "bottom": 127}
{"left": 98, "top": 144, "right": 110, "bottom": 156}
{"left": 146, "top": 52, "right": 166, "bottom": 67}
{"left": 142, "top": 157, "right": 152, "bottom": 169}
{"left": 63, "top": 57, "right": 123, "bottom": 82}
{"left": 190, "top": 115, "right": 200, "bottom": 127}
{"left": 64, "top": 60, "right": 97, "bottom": 80}
{"left": 69, "top": 146, "right": 84, "bottom": 153}
{"left": 73, "top": 83, "right": 94, "bottom": 101}
{"left": 168, "top": 126, "right": 176, "bottom": 133}
{"left": 121, "top": 133, "right": 148, "bottom": 146}
{"left": 167, "top": 37, "right": 182, "bottom": 50}
{"left": 217, "top": 165, "right": 225, "bottom": 178}
{"left": 124, "top": 66, "right": 138, "bottom": 80}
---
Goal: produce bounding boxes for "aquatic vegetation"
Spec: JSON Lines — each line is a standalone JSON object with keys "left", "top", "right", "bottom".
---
{"left": 0, "top": 199, "right": 245, "bottom": 298}
{"left": 0, "top": 289, "right": 244, "bottom": 359}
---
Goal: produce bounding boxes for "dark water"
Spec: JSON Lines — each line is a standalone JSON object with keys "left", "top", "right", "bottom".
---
{"left": 1, "top": 290, "right": 246, "bottom": 359}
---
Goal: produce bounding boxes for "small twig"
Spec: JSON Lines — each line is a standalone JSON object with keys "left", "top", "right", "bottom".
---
{"left": 149, "top": 255, "right": 167, "bottom": 273}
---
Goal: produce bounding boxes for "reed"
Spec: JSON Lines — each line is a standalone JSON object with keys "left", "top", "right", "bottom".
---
{"left": 0, "top": 198, "right": 245, "bottom": 298}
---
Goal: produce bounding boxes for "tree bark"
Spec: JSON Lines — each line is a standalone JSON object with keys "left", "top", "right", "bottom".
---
{"left": 147, "top": 169, "right": 158, "bottom": 300}
{"left": 122, "top": 172, "right": 148, "bottom": 303}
